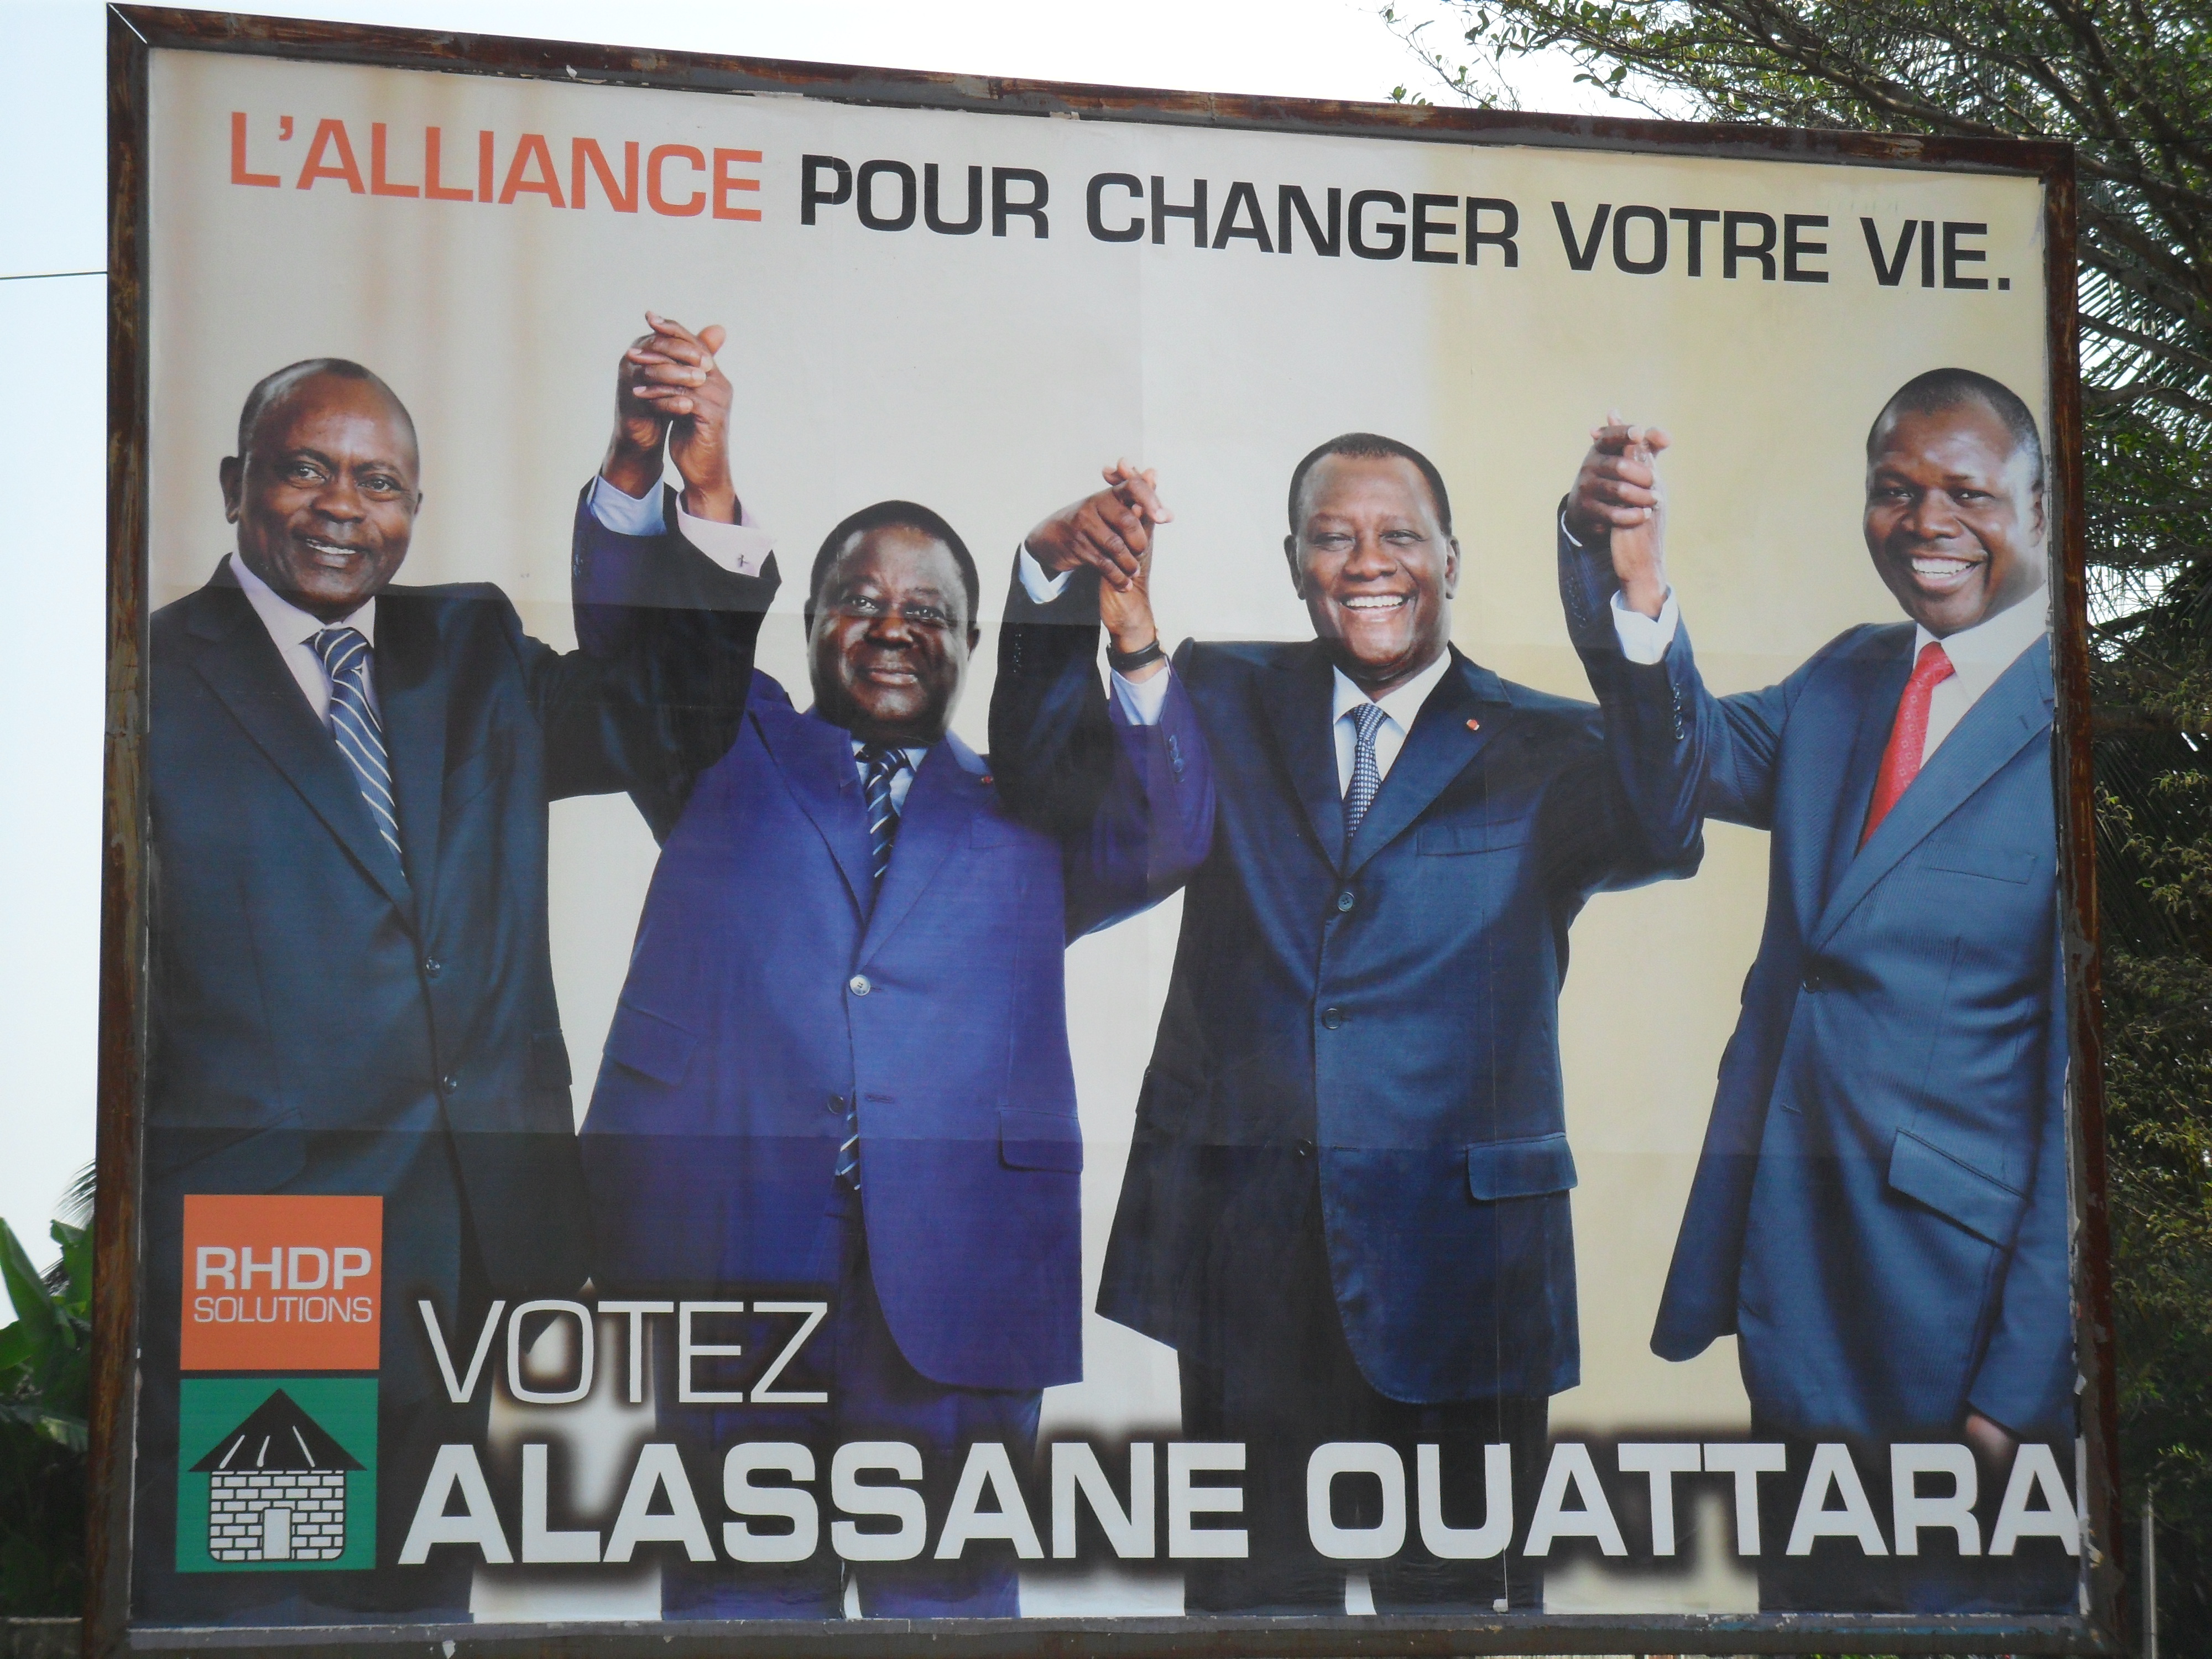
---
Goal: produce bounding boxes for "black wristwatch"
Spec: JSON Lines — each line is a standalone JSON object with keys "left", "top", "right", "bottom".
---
{"left": 1107, "top": 637, "right": 1166, "bottom": 674}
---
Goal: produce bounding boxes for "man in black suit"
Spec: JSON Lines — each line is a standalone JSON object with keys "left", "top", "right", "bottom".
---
{"left": 992, "top": 435, "right": 1699, "bottom": 1614}
{"left": 137, "top": 319, "right": 775, "bottom": 1623}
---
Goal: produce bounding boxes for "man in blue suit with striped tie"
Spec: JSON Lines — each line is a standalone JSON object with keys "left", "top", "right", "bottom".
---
{"left": 1558, "top": 370, "right": 2074, "bottom": 1611}
{"left": 139, "top": 322, "right": 776, "bottom": 1623}
{"left": 992, "top": 435, "right": 1704, "bottom": 1615}
{"left": 578, "top": 435, "right": 1214, "bottom": 1618}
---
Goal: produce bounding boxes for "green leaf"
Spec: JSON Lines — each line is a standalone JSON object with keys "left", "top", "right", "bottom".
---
{"left": 0, "top": 1219, "right": 57, "bottom": 1362}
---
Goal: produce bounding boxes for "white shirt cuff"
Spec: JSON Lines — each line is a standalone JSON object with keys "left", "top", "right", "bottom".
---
{"left": 1110, "top": 666, "right": 1171, "bottom": 726}
{"left": 1016, "top": 544, "right": 1076, "bottom": 604}
{"left": 1560, "top": 507, "right": 1584, "bottom": 550}
{"left": 587, "top": 474, "right": 773, "bottom": 578}
{"left": 1610, "top": 588, "right": 1681, "bottom": 666}
{"left": 675, "top": 504, "right": 773, "bottom": 578}
{"left": 588, "top": 472, "right": 664, "bottom": 537}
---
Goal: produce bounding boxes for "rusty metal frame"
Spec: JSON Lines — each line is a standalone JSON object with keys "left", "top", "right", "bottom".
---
{"left": 93, "top": 6, "right": 2114, "bottom": 1653}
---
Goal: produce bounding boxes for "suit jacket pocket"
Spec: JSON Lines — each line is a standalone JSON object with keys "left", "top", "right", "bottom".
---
{"left": 1418, "top": 822, "right": 1530, "bottom": 855}
{"left": 1887, "top": 1127, "right": 2024, "bottom": 1244}
{"left": 1467, "top": 1133, "right": 1578, "bottom": 1201}
{"left": 603, "top": 999, "right": 699, "bottom": 1086}
{"left": 999, "top": 1107, "right": 1083, "bottom": 1172}
{"left": 1921, "top": 847, "right": 2038, "bottom": 884}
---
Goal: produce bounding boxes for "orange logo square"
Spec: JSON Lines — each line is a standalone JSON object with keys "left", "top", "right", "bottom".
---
{"left": 180, "top": 1196, "right": 383, "bottom": 1373}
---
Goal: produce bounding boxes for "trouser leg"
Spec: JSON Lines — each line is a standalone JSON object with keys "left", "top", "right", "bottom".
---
{"left": 658, "top": 1190, "right": 1039, "bottom": 1620}
{"left": 1751, "top": 1426, "right": 2078, "bottom": 1614}
{"left": 1178, "top": 1205, "right": 1549, "bottom": 1615}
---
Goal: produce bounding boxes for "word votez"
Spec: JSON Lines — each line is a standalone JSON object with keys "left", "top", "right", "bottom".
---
{"left": 417, "top": 1298, "right": 829, "bottom": 1409}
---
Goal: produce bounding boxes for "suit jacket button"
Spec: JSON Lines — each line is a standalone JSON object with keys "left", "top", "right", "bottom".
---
{"left": 1801, "top": 972, "right": 1823, "bottom": 994}
{"left": 422, "top": 958, "right": 442, "bottom": 979}
{"left": 439, "top": 1074, "right": 459, "bottom": 1095}
{"left": 1321, "top": 1006, "right": 1345, "bottom": 1029}
{"left": 826, "top": 1093, "right": 846, "bottom": 1115}
{"left": 849, "top": 974, "right": 873, "bottom": 997}
{"left": 1335, "top": 890, "right": 1356, "bottom": 913}
{"left": 1294, "top": 1138, "right": 1316, "bottom": 1159}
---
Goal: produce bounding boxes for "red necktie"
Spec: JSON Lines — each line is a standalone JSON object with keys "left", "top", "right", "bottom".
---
{"left": 1861, "top": 640, "right": 1955, "bottom": 846}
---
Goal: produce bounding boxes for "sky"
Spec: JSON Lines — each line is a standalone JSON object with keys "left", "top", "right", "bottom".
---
{"left": 0, "top": 0, "right": 1619, "bottom": 1270}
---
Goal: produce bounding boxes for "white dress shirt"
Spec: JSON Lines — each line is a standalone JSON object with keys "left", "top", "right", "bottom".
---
{"left": 851, "top": 740, "right": 929, "bottom": 813}
{"left": 231, "top": 552, "right": 377, "bottom": 723}
{"left": 1014, "top": 547, "right": 1173, "bottom": 727}
{"left": 1609, "top": 578, "right": 2049, "bottom": 768}
{"left": 1330, "top": 649, "right": 1456, "bottom": 795}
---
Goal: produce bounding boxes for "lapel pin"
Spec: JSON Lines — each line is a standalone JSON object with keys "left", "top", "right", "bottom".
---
{"left": 1465, "top": 718, "right": 1481, "bottom": 733}
{"left": 979, "top": 774, "right": 993, "bottom": 786}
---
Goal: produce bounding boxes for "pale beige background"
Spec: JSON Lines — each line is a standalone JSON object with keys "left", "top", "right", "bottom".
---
{"left": 147, "top": 48, "right": 2051, "bottom": 1618}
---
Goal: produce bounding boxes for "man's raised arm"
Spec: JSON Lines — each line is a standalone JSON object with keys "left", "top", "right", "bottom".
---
{"left": 1559, "top": 416, "right": 1783, "bottom": 838}
{"left": 556, "top": 310, "right": 781, "bottom": 837}
{"left": 989, "top": 463, "right": 1214, "bottom": 926}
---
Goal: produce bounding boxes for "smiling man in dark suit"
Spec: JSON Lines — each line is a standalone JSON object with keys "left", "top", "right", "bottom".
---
{"left": 139, "top": 321, "right": 775, "bottom": 1623}
{"left": 577, "top": 432, "right": 1213, "bottom": 1617}
{"left": 1559, "top": 370, "right": 2072, "bottom": 1612}
{"left": 990, "top": 434, "right": 1702, "bottom": 1615}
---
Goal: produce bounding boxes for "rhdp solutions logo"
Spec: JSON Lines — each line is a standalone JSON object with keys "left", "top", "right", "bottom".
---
{"left": 175, "top": 1195, "right": 382, "bottom": 1573}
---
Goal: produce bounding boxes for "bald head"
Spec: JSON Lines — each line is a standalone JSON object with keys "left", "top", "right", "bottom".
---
{"left": 238, "top": 358, "right": 418, "bottom": 468}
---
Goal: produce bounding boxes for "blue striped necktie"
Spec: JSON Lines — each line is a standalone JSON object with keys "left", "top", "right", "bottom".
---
{"left": 1343, "top": 701, "right": 1388, "bottom": 854}
{"left": 838, "top": 742, "right": 914, "bottom": 1193}
{"left": 310, "top": 627, "right": 402, "bottom": 871}
{"left": 859, "top": 743, "right": 913, "bottom": 886}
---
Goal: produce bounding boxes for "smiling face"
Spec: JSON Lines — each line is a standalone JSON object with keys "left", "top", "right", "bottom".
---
{"left": 1286, "top": 453, "right": 1459, "bottom": 697}
{"left": 807, "top": 524, "right": 978, "bottom": 745}
{"left": 1864, "top": 399, "right": 2046, "bottom": 637}
{"left": 221, "top": 373, "right": 421, "bottom": 622}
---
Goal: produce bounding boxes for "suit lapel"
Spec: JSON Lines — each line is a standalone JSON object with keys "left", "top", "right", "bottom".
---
{"left": 1806, "top": 627, "right": 1915, "bottom": 927}
{"left": 1260, "top": 644, "right": 1348, "bottom": 869}
{"left": 179, "top": 567, "right": 414, "bottom": 916}
{"left": 1345, "top": 651, "right": 1501, "bottom": 875}
{"left": 1811, "top": 637, "right": 2054, "bottom": 950}
{"left": 858, "top": 737, "right": 986, "bottom": 963}
{"left": 372, "top": 591, "right": 446, "bottom": 927}
{"left": 755, "top": 700, "right": 874, "bottom": 916}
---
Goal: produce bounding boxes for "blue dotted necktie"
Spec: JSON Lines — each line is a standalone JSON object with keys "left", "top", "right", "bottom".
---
{"left": 310, "top": 627, "right": 402, "bottom": 872}
{"left": 859, "top": 743, "right": 912, "bottom": 886}
{"left": 1343, "top": 702, "right": 1388, "bottom": 855}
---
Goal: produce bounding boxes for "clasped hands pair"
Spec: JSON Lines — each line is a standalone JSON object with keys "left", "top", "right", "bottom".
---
{"left": 596, "top": 309, "right": 1164, "bottom": 675}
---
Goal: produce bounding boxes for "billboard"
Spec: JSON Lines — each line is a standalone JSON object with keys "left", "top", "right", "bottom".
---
{"left": 93, "top": 7, "right": 2117, "bottom": 1651}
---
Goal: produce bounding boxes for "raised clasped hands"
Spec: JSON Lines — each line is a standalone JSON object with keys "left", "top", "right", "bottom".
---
{"left": 602, "top": 309, "right": 739, "bottom": 524}
{"left": 1025, "top": 460, "right": 1173, "bottom": 675}
{"left": 1567, "top": 411, "right": 1672, "bottom": 621}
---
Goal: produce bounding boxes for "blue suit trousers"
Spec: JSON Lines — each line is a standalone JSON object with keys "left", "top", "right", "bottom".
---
{"left": 659, "top": 1187, "right": 1041, "bottom": 1619}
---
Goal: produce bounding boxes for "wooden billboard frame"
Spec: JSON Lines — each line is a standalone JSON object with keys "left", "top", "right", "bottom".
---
{"left": 94, "top": 6, "right": 2115, "bottom": 1652}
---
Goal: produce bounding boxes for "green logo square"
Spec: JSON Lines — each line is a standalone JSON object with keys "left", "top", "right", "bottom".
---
{"left": 178, "top": 1378, "right": 377, "bottom": 1573}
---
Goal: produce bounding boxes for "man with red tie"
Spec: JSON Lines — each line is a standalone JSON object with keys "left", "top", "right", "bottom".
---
{"left": 1557, "top": 369, "right": 2073, "bottom": 1613}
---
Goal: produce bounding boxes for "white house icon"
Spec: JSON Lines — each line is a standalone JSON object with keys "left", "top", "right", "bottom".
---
{"left": 192, "top": 1389, "right": 363, "bottom": 1563}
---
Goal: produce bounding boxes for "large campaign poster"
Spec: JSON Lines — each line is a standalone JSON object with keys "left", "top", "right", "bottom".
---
{"left": 103, "top": 9, "right": 2109, "bottom": 1649}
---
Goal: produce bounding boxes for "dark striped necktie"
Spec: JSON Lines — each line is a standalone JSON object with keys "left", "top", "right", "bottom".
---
{"left": 859, "top": 743, "right": 914, "bottom": 885}
{"left": 310, "top": 627, "right": 402, "bottom": 871}
{"left": 839, "top": 742, "right": 914, "bottom": 1193}
{"left": 1342, "top": 701, "right": 1388, "bottom": 854}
